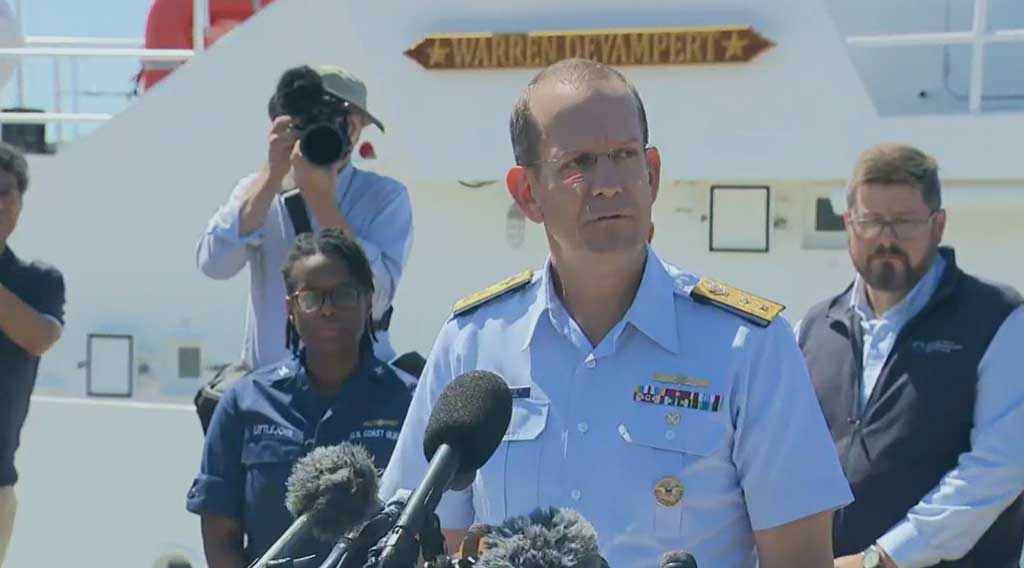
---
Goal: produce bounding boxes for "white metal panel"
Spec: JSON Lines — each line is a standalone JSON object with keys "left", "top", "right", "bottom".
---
{"left": 87, "top": 335, "right": 132, "bottom": 397}
{"left": 710, "top": 186, "right": 769, "bottom": 252}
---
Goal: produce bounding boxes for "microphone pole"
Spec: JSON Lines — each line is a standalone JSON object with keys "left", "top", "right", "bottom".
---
{"left": 250, "top": 513, "right": 312, "bottom": 568}
{"left": 376, "top": 445, "right": 462, "bottom": 567}
{"left": 319, "top": 490, "right": 410, "bottom": 568}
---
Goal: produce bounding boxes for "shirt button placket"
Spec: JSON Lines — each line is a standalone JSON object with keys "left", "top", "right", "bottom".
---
{"left": 569, "top": 353, "right": 597, "bottom": 507}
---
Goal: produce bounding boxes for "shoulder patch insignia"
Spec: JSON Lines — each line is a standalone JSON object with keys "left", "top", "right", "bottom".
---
{"left": 691, "top": 278, "right": 785, "bottom": 327}
{"left": 452, "top": 270, "right": 534, "bottom": 317}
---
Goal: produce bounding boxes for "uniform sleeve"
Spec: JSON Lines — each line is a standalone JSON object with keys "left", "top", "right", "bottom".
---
{"left": 187, "top": 385, "right": 246, "bottom": 520}
{"left": 878, "top": 306, "right": 1024, "bottom": 568}
{"left": 731, "top": 316, "right": 853, "bottom": 531}
{"left": 379, "top": 321, "right": 475, "bottom": 530}
{"left": 354, "top": 179, "right": 413, "bottom": 318}
{"left": 195, "top": 174, "right": 269, "bottom": 280}
{"left": 34, "top": 267, "right": 66, "bottom": 325}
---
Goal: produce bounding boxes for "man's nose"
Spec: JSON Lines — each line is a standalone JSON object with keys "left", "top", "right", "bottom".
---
{"left": 589, "top": 157, "right": 626, "bottom": 198}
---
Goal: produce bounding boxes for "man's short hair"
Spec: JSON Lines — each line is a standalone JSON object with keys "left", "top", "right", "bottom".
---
{"left": 0, "top": 142, "right": 29, "bottom": 194}
{"left": 510, "top": 58, "right": 649, "bottom": 166}
{"left": 847, "top": 144, "right": 941, "bottom": 211}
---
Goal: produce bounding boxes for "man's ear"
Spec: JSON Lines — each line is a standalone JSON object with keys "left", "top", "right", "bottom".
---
{"left": 506, "top": 166, "right": 543, "bottom": 223}
{"left": 646, "top": 146, "right": 662, "bottom": 203}
{"left": 931, "top": 209, "right": 947, "bottom": 243}
{"left": 842, "top": 210, "right": 856, "bottom": 240}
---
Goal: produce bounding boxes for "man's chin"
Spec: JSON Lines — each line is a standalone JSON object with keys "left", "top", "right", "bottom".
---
{"left": 864, "top": 265, "right": 915, "bottom": 292}
{"left": 866, "top": 277, "right": 908, "bottom": 292}
{"left": 579, "top": 226, "right": 646, "bottom": 254}
{"left": 582, "top": 238, "right": 645, "bottom": 256}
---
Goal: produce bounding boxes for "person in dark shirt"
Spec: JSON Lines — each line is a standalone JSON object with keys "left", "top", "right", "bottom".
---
{"left": 186, "top": 228, "right": 411, "bottom": 568}
{"left": 0, "top": 142, "right": 66, "bottom": 565}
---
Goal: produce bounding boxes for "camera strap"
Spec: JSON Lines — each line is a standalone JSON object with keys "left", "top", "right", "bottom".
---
{"left": 280, "top": 184, "right": 395, "bottom": 333}
{"left": 282, "top": 188, "right": 313, "bottom": 236}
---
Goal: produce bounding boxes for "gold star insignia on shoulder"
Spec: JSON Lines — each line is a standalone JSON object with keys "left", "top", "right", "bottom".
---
{"left": 691, "top": 278, "right": 784, "bottom": 327}
{"left": 451, "top": 270, "right": 534, "bottom": 317}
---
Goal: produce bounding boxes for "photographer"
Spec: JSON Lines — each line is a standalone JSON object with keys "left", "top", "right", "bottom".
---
{"left": 197, "top": 65, "right": 413, "bottom": 371}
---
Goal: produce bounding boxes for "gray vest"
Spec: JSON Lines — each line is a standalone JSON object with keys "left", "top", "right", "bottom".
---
{"left": 799, "top": 248, "right": 1023, "bottom": 567}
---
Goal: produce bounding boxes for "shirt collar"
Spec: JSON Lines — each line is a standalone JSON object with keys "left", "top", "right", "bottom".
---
{"left": 0, "top": 246, "right": 17, "bottom": 275}
{"left": 520, "top": 267, "right": 551, "bottom": 351}
{"left": 270, "top": 347, "right": 384, "bottom": 392}
{"left": 622, "top": 247, "right": 681, "bottom": 354}
{"left": 521, "top": 247, "right": 680, "bottom": 354}
{"left": 850, "top": 252, "right": 947, "bottom": 322}
{"left": 335, "top": 163, "right": 356, "bottom": 199}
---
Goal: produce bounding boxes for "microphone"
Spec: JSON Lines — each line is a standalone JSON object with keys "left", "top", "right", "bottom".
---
{"left": 660, "top": 551, "right": 698, "bottom": 568}
{"left": 287, "top": 444, "right": 381, "bottom": 542}
{"left": 319, "top": 490, "right": 410, "bottom": 568}
{"left": 474, "top": 507, "right": 608, "bottom": 568}
{"left": 251, "top": 443, "right": 381, "bottom": 568}
{"left": 376, "top": 370, "right": 514, "bottom": 567}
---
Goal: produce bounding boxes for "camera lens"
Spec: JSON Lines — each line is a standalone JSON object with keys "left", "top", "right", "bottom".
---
{"left": 300, "top": 123, "right": 349, "bottom": 166}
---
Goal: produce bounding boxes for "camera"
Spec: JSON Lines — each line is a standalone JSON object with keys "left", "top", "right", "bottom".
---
{"left": 271, "top": 66, "right": 351, "bottom": 166}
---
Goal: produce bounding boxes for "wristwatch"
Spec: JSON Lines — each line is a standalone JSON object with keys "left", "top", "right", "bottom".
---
{"left": 862, "top": 544, "right": 883, "bottom": 568}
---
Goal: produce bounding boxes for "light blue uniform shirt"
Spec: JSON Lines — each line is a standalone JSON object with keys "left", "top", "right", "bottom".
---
{"left": 196, "top": 164, "right": 413, "bottom": 369}
{"left": 381, "top": 247, "right": 852, "bottom": 568}
{"left": 851, "top": 254, "right": 946, "bottom": 413}
{"left": 846, "top": 256, "right": 1024, "bottom": 568}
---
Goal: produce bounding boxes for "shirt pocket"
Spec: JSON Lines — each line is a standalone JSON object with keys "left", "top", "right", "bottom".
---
{"left": 617, "top": 407, "right": 727, "bottom": 538}
{"left": 474, "top": 398, "right": 549, "bottom": 523}
{"left": 240, "top": 439, "right": 305, "bottom": 520}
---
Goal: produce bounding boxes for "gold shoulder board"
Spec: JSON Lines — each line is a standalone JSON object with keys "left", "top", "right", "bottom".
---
{"left": 691, "top": 278, "right": 785, "bottom": 327}
{"left": 452, "top": 270, "right": 534, "bottom": 317}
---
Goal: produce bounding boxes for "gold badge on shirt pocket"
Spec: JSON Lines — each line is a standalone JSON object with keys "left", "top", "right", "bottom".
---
{"left": 654, "top": 476, "right": 685, "bottom": 507}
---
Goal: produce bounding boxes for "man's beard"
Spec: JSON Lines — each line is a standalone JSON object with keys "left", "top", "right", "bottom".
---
{"left": 854, "top": 243, "right": 936, "bottom": 292}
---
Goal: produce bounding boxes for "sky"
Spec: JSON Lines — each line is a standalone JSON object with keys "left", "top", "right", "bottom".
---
{"left": 8, "top": 0, "right": 152, "bottom": 141}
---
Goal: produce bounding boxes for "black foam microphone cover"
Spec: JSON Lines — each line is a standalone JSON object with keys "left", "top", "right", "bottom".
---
{"left": 661, "top": 550, "right": 698, "bottom": 568}
{"left": 422, "top": 370, "right": 513, "bottom": 473}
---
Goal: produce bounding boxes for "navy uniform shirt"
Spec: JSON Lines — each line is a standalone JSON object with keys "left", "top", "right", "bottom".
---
{"left": 186, "top": 351, "right": 411, "bottom": 563}
{"left": 381, "top": 247, "right": 852, "bottom": 568}
{"left": 0, "top": 246, "right": 65, "bottom": 487}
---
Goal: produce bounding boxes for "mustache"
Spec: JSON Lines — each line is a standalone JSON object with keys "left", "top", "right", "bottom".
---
{"left": 870, "top": 245, "right": 908, "bottom": 261}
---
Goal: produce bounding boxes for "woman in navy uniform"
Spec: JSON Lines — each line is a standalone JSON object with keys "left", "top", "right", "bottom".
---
{"left": 187, "top": 228, "right": 411, "bottom": 567}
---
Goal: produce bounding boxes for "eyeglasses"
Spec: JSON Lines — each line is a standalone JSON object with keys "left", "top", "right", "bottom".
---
{"left": 289, "top": 285, "right": 366, "bottom": 313}
{"left": 526, "top": 145, "right": 649, "bottom": 186}
{"left": 846, "top": 210, "right": 941, "bottom": 240}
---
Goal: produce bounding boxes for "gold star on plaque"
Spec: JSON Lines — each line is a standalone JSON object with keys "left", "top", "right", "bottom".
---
{"left": 722, "top": 31, "right": 749, "bottom": 60}
{"left": 427, "top": 40, "right": 450, "bottom": 67}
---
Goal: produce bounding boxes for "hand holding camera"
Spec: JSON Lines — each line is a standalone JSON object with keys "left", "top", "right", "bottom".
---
{"left": 267, "top": 115, "right": 298, "bottom": 182}
{"left": 268, "top": 66, "right": 362, "bottom": 197}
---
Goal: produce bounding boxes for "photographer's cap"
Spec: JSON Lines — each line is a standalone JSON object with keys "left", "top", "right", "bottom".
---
{"left": 315, "top": 65, "right": 385, "bottom": 133}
